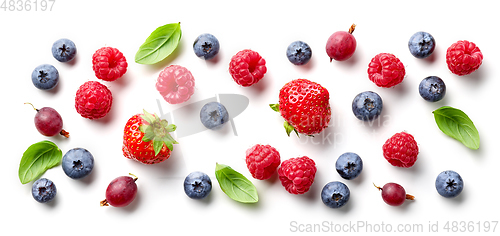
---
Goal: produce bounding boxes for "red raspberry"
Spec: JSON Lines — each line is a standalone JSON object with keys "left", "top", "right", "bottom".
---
{"left": 446, "top": 40, "right": 483, "bottom": 76}
{"left": 367, "top": 53, "right": 405, "bottom": 88}
{"left": 92, "top": 47, "right": 128, "bottom": 81}
{"left": 155, "top": 65, "right": 195, "bottom": 104}
{"left": 382, "top": 132, "right": 418, "bottom": 168}
{"left": 229, "top": 49, "right": 267, "bottom": 87}
{"left": 278, "top": 156, "right": 316, "bottom": 194}
{"left": 75, "top": 81, "right": 113, "bottom": 119}
{"left": 245, "top": 144, "right": 281, "bottom": 180}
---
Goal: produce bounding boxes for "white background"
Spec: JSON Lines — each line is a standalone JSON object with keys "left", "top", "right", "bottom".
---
{"left": 2, "top": 0, "right": 499, "bottom": 235}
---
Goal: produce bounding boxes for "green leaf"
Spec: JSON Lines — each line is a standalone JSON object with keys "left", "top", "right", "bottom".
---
{"left": 139, "top": 124, "right": 147, "bottom": 133}
{"left": 138, "top": 109, "right": 178, "bottom": 155}
{"left": 19, "top": 141, "right": 62, "bottom": 184}
{"left": 135, "top": 22, "right": 182, "bottom": 64}
{"left": 269, "top": 104, "right": 280, "bottom": 112}
{"left": 284, "top": 121, "right": 299, "bottom": 137}
{"left": 433, "top": 106, "right": 480, "bottom": 150}
{"left": 153, "top": 139, "right": 163, "bottom": 156}
{"left": 160, "top": 120, "right": 169, "bottom": 128}
{"left": 162, "top": 134, "right": 178, "bottom": 146}
{"left": 141, "top": 109, "right": 156, "bottom": 124}
{"left": 215, "top": 163, "right": 258, "bottom": 203}
{"left": 164, "top": 141, "right": 173, "bottom": 152}
{"left": 141, "top": 125, "right": 155, "bottom": 142}
{"left": 166, "top": 124, "right": 177, "bottom": 133}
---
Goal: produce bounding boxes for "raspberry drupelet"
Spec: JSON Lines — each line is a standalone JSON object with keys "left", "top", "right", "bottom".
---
{"left": 382, "top": 132, "right": 419, "bottom": 168}
{"left": 75, "top": 81, "right": 113, "bottom": 120}
{"left": 156, "top": 65, "right": 195, "bottom": 104}
{"left": 278, "top": 156, "right": 317, "bottom": 194}
{"left": 446, "top": 40, "right": 483, "bottom": 76}
{"left": 245, "top": 144, "right": 281, "bottom": 180}
{"left": 367, "top": 53, "right": 405, "bottom": 88}
{"left": 229, "top": 49, "right": 267, "bottom": 87}
{"left": 92, "top": 47, "right": 128, "bottom": 81}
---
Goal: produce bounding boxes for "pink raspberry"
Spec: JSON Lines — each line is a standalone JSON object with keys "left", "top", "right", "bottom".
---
{"left": 367, "top": 53, "right": 405, "bottom": 88}
{"left": 156, "top": 65, "right": 195, "bottom": 104}
{"left": 75, "top": 81, "right": 113, "bottom": 119}
{"left": 92, "top": 47, "right": 128, "bottom": 81}
{"left": 229, "top": 49, "right": 267, "bottom": 87}
{"left": 382, "top": 132, "right": 419, "bottom": 168}
{"left": 278, "top": 156, "right": 316, "bottom": 194}
{"left": 446, "top": 40, "right": 483, "bottom": 76}
{"left": 245, "top": 144, "right": 281, "bottom": 180}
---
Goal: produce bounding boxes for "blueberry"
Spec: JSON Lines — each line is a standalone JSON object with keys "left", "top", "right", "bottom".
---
{"left": 435, "top": 170, "right": 464, "bottom": 198}
{"left": 62, "top": 148, "right": 94, "bottom": 179}
{"left": 408, "top": 31, "right": 435, "bottom": 59}
{"left": 31, "top": 64, "right": 59, "bottom": 90}
{"left": 419, "top": 76, "right": 446, "bottom": 102}
{"left": 335, "top": 152, "right": 363, "bottom": 180}
{"left": 352, "top": 91, "right": 383, "bottom": 121}
{"left": 286, "top": 41, "right": 312, "bottom": 65}
{"left": 193, "top": 33, "right": 220, "bottom": 60}
{"left": 32, "top": 178, "right": 57, "bottom": 203}
{"left": 184, "top": 171, "right": 212, "bottom": 199}
{"left": 200, "top": 102, "right": 229, "bottom": 130}
{"left": 321, "top": 181, "right": 350, "bottom": 208}
{"left": 52, "top": 38, "right": 77, "bottom": 62}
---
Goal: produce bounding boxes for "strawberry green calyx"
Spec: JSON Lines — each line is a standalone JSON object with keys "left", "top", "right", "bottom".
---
{"left": 270, "top": 104, "right": 300, "bottom": 137}
{"left": 139, "top": 109, "right": 178, "bottom": 156}
{"left": 269, "top": 104, "right": 280, "bottom": 112}
{"left": 284, "top": 121, "right": 299, "bottom": 137}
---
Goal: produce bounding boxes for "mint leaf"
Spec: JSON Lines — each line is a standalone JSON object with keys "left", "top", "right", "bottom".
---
{"left": 433, "top": 106, "right": 480, "bottom": 150}
{"left": 19, "top": 141, "right": 62, "bottom": 184}
{"left": 135, "top": 22, "right": 182, "bottom": 64}
{"left": 215, "top": 163, "right": 258, "bottom": 203}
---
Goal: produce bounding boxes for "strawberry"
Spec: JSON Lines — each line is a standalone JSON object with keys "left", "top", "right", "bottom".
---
{"left": 122, "top": 110, "right": 178, "bottom": 164}
{"left": 270, "top": 79, "right": 331, "bottom": 136}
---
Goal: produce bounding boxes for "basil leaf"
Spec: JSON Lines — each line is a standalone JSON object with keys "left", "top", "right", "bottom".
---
{"left": 215, "top": 163, "right": 258, "bottom": 203}
{"left": 433, "top": 106, "right": 480, "bottom": 150}
{"left": 135, "top": 22, "right": 182, "bottom": 64}
{"left": 19, "top": 141, "right": 62, "bottom": 184}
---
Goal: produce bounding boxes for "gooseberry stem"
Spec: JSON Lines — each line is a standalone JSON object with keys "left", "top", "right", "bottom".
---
{"left": 406, "top": 194, "right": 415, "bottom": 200}
{"left": 349, "top": 24, "right": 356, "bottom": 34}
{"left": 24, "top": 102, "right": 39, "bottom": 112}
{"left": 100, "top": 199, "right": 109, "bottom": 207}
{"left": 129, "top": 173, "right": 138, "bottom": 182}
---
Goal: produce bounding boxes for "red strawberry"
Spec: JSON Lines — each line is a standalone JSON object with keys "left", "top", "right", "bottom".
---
{"left": 270, "top": 79, "right": 331, "bottom": 136}
{"left": 122, "top": 110, "right": 178, "bottom": 165}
